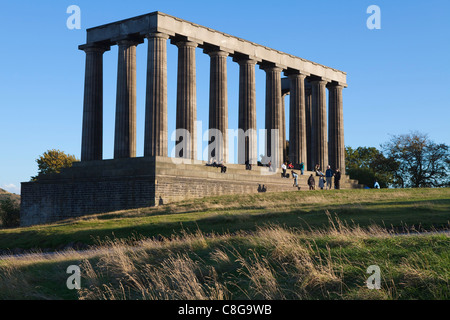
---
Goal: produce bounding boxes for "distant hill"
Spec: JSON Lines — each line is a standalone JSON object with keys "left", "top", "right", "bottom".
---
{"left": 0, "top": 188, "right": 20, "bottom": 202}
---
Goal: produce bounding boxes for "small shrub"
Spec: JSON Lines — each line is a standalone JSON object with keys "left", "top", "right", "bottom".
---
{"left": 0, "top": 197, "right": 20, "bottom": 228}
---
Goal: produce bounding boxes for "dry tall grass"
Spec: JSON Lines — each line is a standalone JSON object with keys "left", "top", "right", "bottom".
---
{"left": 1, "top": 212, "right": 448, "bottom": 300}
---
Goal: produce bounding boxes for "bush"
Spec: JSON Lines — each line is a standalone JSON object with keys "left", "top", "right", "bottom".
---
{"left": 0, "top": 198, "right": 20, "bottom": 228}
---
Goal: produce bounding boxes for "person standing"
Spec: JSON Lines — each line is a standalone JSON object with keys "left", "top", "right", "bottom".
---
{"left": 308, "top": 174, "right": 315, "bottom": 190}
{"left": 325, "top": 165, "right": 334, "bottom": 190}
{"left": 299, "top": 162, "right": 305, "bottom": 175}
{"left": 334, "top": 169, "right": 341, "bottom": 189}
{"left": 319, "top": 176, "right": 325, "bottom": 190}
{"left": 281, "top": 162, "right": 287, "bottom": 178}
{"left": 292, "top": 170, "right": 299, "bottom": 187}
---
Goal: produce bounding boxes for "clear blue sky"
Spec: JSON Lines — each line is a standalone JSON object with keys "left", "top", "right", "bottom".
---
{"left": 1, "top": 0, "right": 449, "bottom": 194}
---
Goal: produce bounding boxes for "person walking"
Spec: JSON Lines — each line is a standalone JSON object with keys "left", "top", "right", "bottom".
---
{"left": 308, "top": 174, "right": 315, "bottom": 190}
{"left": 334, "top": 169, "right": 341, "bottom": 189}
{"left": 325, "top": 165, "right": 334, "bottom": 190}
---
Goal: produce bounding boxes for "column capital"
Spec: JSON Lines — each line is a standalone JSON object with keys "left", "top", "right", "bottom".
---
{"left": 285, "top": 69, "right": 309, "bottom": 78}
{"left": 204, "top": 49, "right": 229, "bottom": 58}
{"left": 145, "top": 32, "right": 170, "bottom": 40}
{"left": 171, "top": 39, "right": 199, "bottom": 49}
{"left": 287, "top": 72, "right": 308, "bottom": 80}
{"left": 259, "top": 63, "right": 283, "bottom": 73}
{"left": 326, "top": 81, "right": 347, "bottom": 89}
{"left": 309, "top": 79, "right": 329, "bottom": 86}
{"left": 116, "top": 38, "right": 140, "bottom": 47}
{"left": 78, "top": 43, "right": 110, "bottom": 53}
{"left": 232, "top": 54, "right": 260, "bottom": 65}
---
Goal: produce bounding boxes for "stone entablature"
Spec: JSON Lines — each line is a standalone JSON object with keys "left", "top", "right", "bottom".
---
{"left": 83, "top": 11, "right": 347, "bottom": 85}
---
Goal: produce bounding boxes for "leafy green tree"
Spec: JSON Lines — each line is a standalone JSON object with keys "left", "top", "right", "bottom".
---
{"left": 32, "top": 149, "right": 78, "bottom": 180}
{"left": 345, "top": 146, "right": 396, "bottom": 188}
{"left": 381, "top": 132, "right": 450, "bottom": 188}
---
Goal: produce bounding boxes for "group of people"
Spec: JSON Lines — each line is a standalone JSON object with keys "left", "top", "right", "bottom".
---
{"left": 205, "top": 158, "right": 342, "bottom": 191}
{"left": 206, "top": 158, "right": 227, "bottom": 173}
{"left": 307, "top": 164, "right": 341, "bottom": 190}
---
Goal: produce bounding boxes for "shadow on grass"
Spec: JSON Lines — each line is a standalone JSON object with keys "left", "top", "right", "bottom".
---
{"left": 2, "top": 198, "right": 449, "bottom": 251}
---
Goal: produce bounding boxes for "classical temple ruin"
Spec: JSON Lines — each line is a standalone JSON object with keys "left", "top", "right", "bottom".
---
{"left": 20, "top": 12, "right": 360, "bottom": 226}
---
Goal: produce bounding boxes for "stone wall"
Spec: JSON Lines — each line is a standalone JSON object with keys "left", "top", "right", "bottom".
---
{"left": 20, "top": 157, "right": 362, "bottom": 226}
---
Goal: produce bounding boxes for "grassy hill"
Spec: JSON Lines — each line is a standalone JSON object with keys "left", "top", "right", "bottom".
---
{"left": 0, "top": 188, "right": 448, "bottom": 300}
{"left": 0, "top": 188, "right": 20, "bottom": 203}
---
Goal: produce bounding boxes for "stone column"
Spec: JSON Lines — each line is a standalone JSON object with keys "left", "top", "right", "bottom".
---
{"left": 236, "top": 58, "right": 257, "bottom": 165}
{"left": 281, "top": 92, "right": 288, "bottom": 163}
{"left": 262, "top": 65, "right": 283, "bottom": 169}
{"left": 328, "top": 83, "right": 345, "bottom": 174}
{"left": 288, "top": 72, "right": 307, "bottom": 168}
{"left": 174, "top": 40, "right": 198, "bottom": 160}
{"left": 114, "top": 40, "right": 138, "bottom": 159}
{"left": 305, "top": 85, "right": 313, "bottom": 171}
{"left": 80, "top": 44, "right": 109, "bottom": 162}
{"left": 144, "top": 33, "right": 169, "bottom": 157}
{"left": 207, "top": 50, "right": 228, "bottom": 163}
{"left": 311, "top": 79, "right": 328, "bottom": 172}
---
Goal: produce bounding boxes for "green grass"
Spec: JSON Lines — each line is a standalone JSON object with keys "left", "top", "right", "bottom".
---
{"left": 0, "top": 188, "right": 449, "bottom": 300}
{"left": 0, "top": 188, "right": 449, "bottom": 251}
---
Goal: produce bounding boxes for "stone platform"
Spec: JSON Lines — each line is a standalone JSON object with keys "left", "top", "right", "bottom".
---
{"left": 20, "top": 157, "right": 361, "bottom": 227}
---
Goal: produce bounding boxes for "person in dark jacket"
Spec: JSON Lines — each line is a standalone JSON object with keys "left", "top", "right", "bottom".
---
{"left": 334, "top": 169, "right": 341, "bottom": 189}
{"left": 308, "top": 174, "right": 315, "bottom": 190}
{"left": 325, "top": 165, "right": 334, "bottom": 190}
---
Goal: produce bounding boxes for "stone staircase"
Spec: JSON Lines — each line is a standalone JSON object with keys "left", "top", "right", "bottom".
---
{"left": 153, "top": 157, "right": 363, "bottom": 204}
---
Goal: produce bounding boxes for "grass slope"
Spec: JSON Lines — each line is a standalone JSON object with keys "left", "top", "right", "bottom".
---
{"left": 0, "top": 188, "right": 449, "bottom": 300}
{"left": 0, "top": 188, "right": 449, "bottom": 251}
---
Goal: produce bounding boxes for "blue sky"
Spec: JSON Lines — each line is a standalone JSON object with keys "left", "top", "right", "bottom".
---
{"left": 1, "top": 0, "right": 449, "bottom": 194}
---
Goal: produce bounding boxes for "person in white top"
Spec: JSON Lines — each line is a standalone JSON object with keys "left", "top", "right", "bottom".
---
{"left": 281, "top": 162, "right": 287, "bottom": 178}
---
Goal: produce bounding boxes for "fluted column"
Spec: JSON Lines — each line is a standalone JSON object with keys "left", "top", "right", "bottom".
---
{"left": 114, "top": 39, "right": 137, "bottom": 159}
{"left": 281, "top": 92, "right": 288, "bottom": 163}
{"left": 207, "top": 50, "right": 228, "bottom": 163}
{"left": 80, "top": 44, "right": 109, "bottom": 161}
{"left": 262, "top": 65, "right": 283, "bottom": 168}
{"left": 174, "top": 40, "right": 197, "bottom": 160}
{"left": 311, "top": 79, "right": 328, "bottom": 171}
{"left": 288, "top": 72, "right": 307, "bottom": 168}
{"left": 236, "top": 58, "right": 257, "bottom": 165}
{"left": 305, "top": 85, "right": 313, "bottom": 171}
{"left": 144, "top": 33, "right": 169, "bottom": 157}
{"left": 328, "top": 83, "right": 345, "bottom": 174}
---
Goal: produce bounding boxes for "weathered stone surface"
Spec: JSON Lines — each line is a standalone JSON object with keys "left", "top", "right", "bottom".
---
{"left": 114, "top": 39, "right": 137, "bottom": 159}
{"left": 20, "top": 157, "right": 362, "bottom": 226}
{"left": 144, "top": 33, "right": 169, "bottom": 157}
{"left": 20, "top": 13, "right": 356, "bottom": 227}
{"left": 80, "top": 45, "right": 109, "bottom": 161}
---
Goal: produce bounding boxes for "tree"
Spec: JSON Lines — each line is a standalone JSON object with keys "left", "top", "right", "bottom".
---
{"left": 345, "top": 146, "right": 396, "bottom": 188}
{"left": 381, "top": 132, "right": 450, "bottom": 188}
{"left": 32, "top": 149, "right": 78, "bottom": 180}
